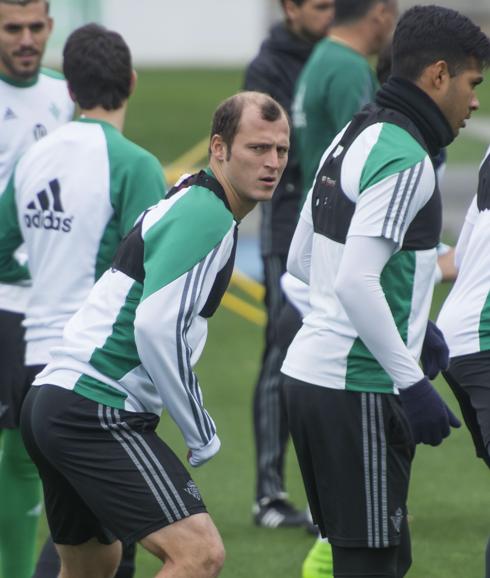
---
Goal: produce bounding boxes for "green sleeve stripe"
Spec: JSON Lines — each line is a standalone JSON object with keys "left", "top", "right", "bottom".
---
{"left": 0, "top": 175, "right": 30, "bottom": 282}
{"left": 479, "top": 292, "right": 490, "bottom": 350}
{"left": 142, "top": 186, "right": 233, "bottom": 300}
{"left": 95, "top": 123, "right": 166, "bottom": 279}
{"left": 360, "top": 123, "right": 427, "bottom": 192}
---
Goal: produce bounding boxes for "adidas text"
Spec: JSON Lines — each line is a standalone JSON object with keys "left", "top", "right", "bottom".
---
{"left": 24, "top": 210, "right": 73, "bottom": 233}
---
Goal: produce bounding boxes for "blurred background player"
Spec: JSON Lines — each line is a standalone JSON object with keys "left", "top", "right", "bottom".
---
{"left": 17, "top": 91, "right": 290, "bottom": 578}
{"left": 0, "top": 22, "right": 167, "bottom": 578}
{"left": 243, "top": 0, "right": 334, "bottom": 530}
{"left": 293, "top": 0, "right": 398, "bottom": 198}
{"left": 0, "top": 1, "right": 73, "bottom": 576}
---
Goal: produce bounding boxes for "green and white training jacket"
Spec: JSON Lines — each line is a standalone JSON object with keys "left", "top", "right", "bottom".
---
{"left": 0, "top": 118, "right": 166, "bottom": 365}
{"left": 33, "top": 171, "right": 238, "bottom": 457}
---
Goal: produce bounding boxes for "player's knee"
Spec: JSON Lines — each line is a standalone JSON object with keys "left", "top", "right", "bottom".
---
{"left": 186, "top": 531, "right": 225, "bottom": 577}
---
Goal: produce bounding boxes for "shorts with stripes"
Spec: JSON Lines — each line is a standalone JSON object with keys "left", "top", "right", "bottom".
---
{"left": 284, "top": 377, "right": 415, "bottom": 548}
{"left": 20, "top": 385, "right": 207, "bottom": 546}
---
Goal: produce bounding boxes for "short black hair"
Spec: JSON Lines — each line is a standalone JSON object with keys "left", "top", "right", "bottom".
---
{"left": 333, "top": 0, "right": 389, "bottom": 26}
{"left": 62, "top": 23, "right": 132, "bottom": 111}
{"left": 280, "top": 0, "right": 306, "bottom": 6}
{"left": 210, "top": 92, "right": 288, "bottom": 160}
{"left": 392, "top": 5, "right": 490, "bottom": 81}
{"left": 0, "top": 0, "right": 49, "bottom": 9}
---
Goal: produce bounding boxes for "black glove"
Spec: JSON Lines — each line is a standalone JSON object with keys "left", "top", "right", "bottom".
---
{"left": 399, "top": 377, "right": 461, "bottom": 446}
{"left": 421, "top": 320, "right": 449, "bottom": 379}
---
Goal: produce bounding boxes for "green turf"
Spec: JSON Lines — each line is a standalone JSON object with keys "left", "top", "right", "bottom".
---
{"left": 34, "top": 69, "right": 490, "bottom": 577}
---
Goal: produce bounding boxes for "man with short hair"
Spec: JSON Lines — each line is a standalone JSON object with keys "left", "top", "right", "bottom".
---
{"left": 13, "top": 90, "right": 290, "bottom": 578}
{"left": 293, "top": 0, "right": 397, "bottom": 197}
{"left": 243, "top": 0, "right": 334, "bottom": 529}
{"left": 0, "top": 1, "right": 73, "bottom": 576}
{"left": 0, "top": 21, "right": 167, "bottom": 578}
{"left": 282, "top": 6, "right": 490, "bottom": 577}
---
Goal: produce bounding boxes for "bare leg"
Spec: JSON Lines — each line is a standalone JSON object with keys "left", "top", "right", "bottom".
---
{"left": 140, "top": 513, "right": 225, "bottom": 578}
{"left": 55, "top": 538, "right": 122, "bottom": 578}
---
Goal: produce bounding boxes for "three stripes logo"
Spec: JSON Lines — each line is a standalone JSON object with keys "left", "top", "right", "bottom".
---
{"left": 24, "top": 179, "right": 73, "bottom": 233}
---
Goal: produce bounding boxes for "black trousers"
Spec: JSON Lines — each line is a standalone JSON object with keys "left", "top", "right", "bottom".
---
{"left": 253, "top": 255, "right": 302, "bottom": 501}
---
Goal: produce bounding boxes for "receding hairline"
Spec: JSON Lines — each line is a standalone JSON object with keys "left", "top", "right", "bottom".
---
{"left": 235, "top": 91, "right": 288, "bottom": 122}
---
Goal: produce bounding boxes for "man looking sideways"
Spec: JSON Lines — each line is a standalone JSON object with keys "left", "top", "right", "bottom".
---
{"left": 17, "top": 91, "right": 289, "bottom": 578}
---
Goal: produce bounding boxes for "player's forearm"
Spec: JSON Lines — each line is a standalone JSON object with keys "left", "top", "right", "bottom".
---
{"left": 134, "top": 281, "right": 218, "bottom": 456}
{"left": 335, "top": 235, "right": 424, "bottom": 389}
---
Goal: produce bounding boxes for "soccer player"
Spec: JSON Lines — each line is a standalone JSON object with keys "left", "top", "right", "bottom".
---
{"left": 0, "top": 1, "right": 73, "bottom": 576}
{"left": 282, "top": 6, "right": 490, "bottom": 577}
{"left": 243, "top": 0, "right": 334, "bottom": 530}
{"left": 293, "top": 0, "right": 398, "bottom": 198}
{"left": 0, "top": 21, "right": 167, "bottom": 578}
{"left": 437, "top": 147, "right": 490, "bottom": 577}
{"left": 13, "top": 91, "right": 290, "bottom": 578}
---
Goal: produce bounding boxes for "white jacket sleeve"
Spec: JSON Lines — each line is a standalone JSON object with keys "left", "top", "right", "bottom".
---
{"left": 134, "top": 255, "right": 222, "bottom": 467}
{"left": 287, "top": 188, "right": 313, "bottom": 284}
{"left": 335, "top": 235, "right": 424, "bottom": 389}
{"left": 454, "top": 195, "right": 478, "bottom": 270}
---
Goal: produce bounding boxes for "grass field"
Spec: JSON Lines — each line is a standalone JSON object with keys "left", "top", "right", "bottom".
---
{"left": 37, "top": 69, "right": 490, "bottom": 577}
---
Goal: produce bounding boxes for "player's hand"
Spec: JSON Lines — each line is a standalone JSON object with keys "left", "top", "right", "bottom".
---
{"left": 399, "top": 377, "right": 461, "bottom": 446}
{"left": 420, "top": 320, "right": 449, "bottom": 379}
{"left": 187, "top": 435, "right": 221, "bottom": 467}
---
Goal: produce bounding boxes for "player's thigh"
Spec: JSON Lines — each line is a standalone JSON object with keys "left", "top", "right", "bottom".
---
{"left": 140, "top": 512, "right": 224, "bottom": 566}
{"left": 28, "top": 386, "right": 210, "bottom": 547}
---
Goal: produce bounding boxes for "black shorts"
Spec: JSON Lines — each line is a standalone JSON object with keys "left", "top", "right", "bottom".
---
{"left": 0, "top": 309, "right": 27, "bottom": 428}
{"left": 443, "top": 351, "right": 490, "bottom": 468}
{"left": 20, "top": 385, "right": 207, "bottom": 546}
{"left": 284, "top": 377, "right": 414, "bottom": 549}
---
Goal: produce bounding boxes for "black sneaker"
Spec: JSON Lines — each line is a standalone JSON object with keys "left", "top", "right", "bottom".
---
{"left": 253, "top": 497, "right": 311, "bottom": 529}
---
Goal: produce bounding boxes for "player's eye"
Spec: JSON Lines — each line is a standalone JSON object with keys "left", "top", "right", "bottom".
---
{"left": 29, "top": 23, "right": 46, "bottom": 33}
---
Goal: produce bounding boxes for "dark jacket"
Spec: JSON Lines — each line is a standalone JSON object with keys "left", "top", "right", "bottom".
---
{"left": 244, "top": 22, "right": 315, "bottom": 256}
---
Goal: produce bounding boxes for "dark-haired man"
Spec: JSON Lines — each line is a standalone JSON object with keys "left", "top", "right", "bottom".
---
{"left": 9, "top": 90, "right": 290, "bottom": 578}
{"left": 244, "top": 0, "right": 334, "bottom": 530}
{"left": 0, "top": 22, "right": 167, "bottom": 578}
{"left": 283, "top": 5, "right": 490, "bottom": 577}
{"left": 0, "top": 1, "right": 73, "bottom": 576}
{"left": 293, "top": 0, "right": 397, "bottom": 197}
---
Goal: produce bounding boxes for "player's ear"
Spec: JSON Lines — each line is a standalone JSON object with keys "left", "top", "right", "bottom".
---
{"left": 129, "top": 70, "right": 138, "bottom": 95}
{"left": 209, "top": 135, "right": 227, "bottom": 162}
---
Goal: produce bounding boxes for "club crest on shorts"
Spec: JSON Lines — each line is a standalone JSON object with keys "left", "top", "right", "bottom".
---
{"left": 184, "top": 480, "right": 201, "bottom": 501}
{"left": 390, "top": 507, "right": 404, "bottom": 534}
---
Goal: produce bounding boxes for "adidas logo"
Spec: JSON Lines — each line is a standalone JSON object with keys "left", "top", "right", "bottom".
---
{"left": 0, "top": 401, "right": 9, "bottom": 418}
{"left": 24, "top": 179, "right": 73, "bottom": 233}
{"left": 3, "top": 107, "right": 16, "bottom": 121}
